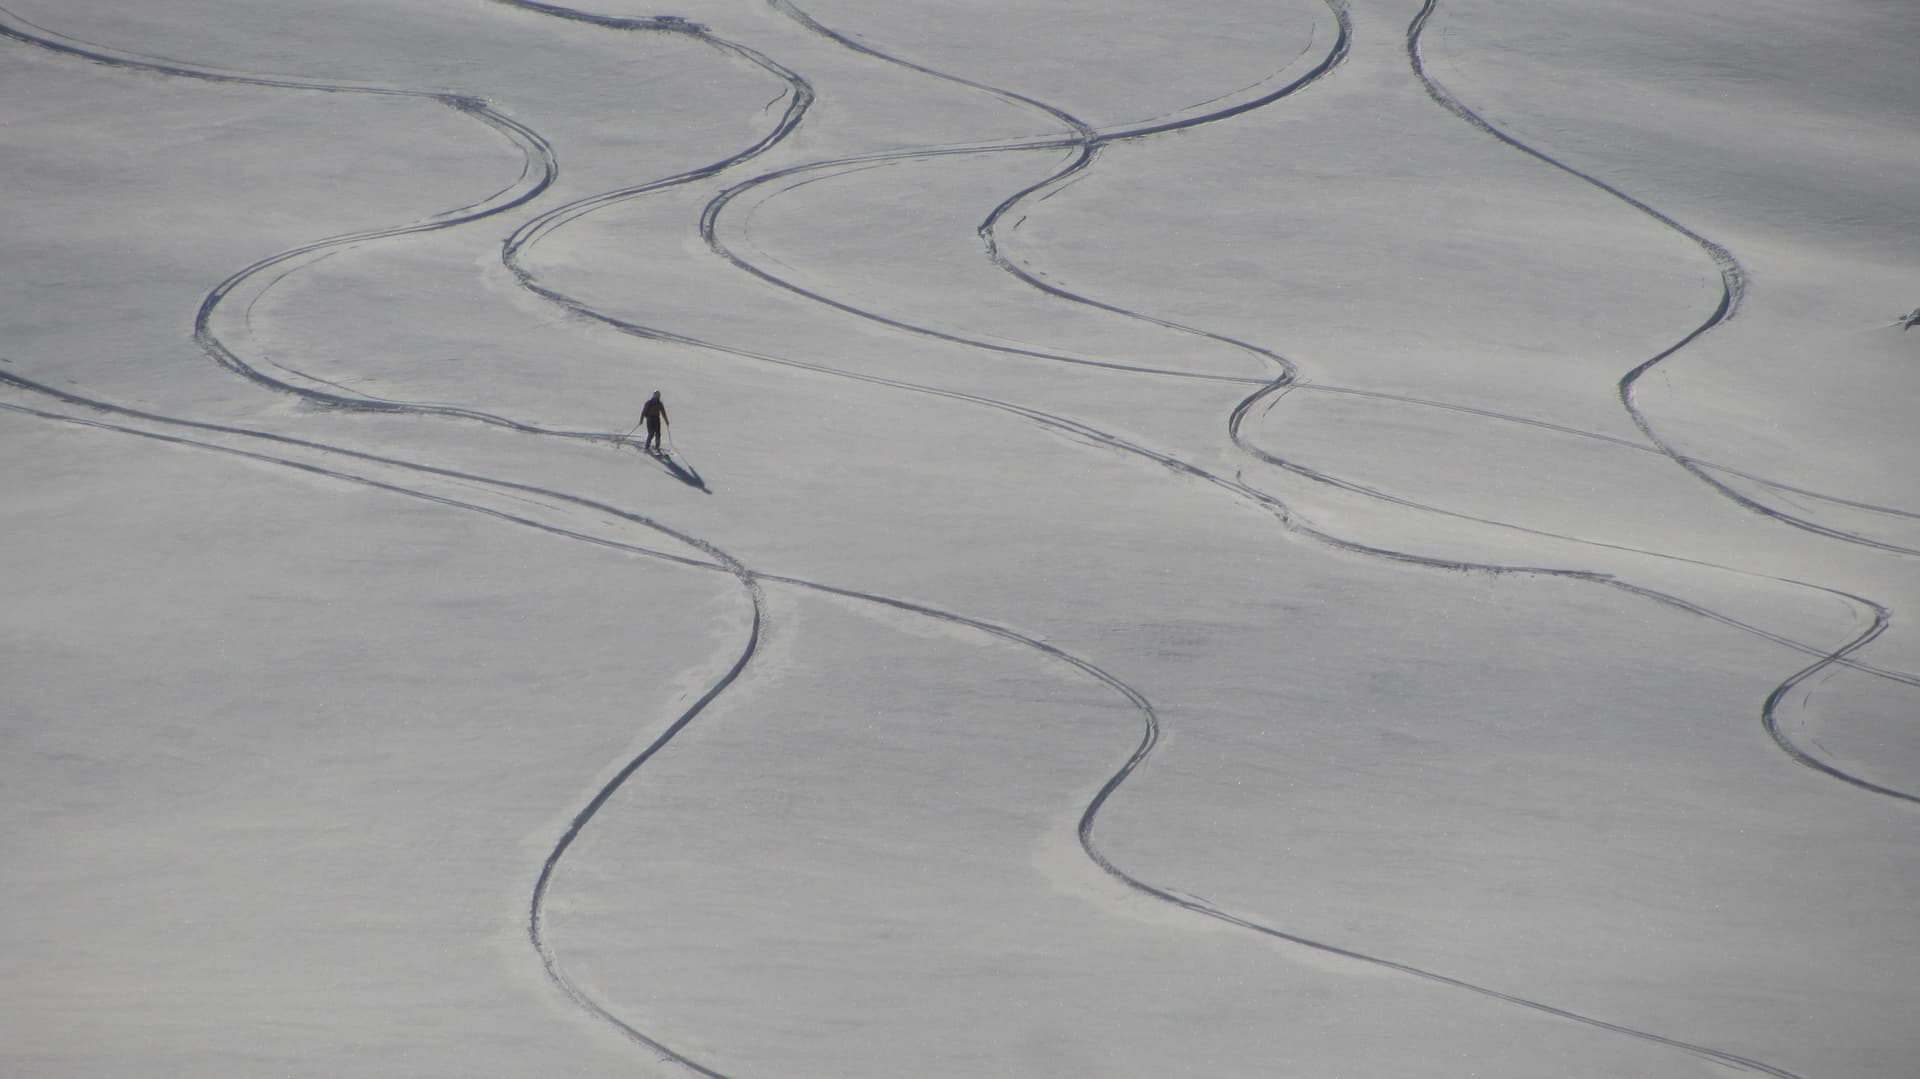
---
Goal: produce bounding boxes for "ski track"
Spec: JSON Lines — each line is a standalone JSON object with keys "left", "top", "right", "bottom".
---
{"left": 703, "top": 149, "right": 1274, "bottom": 384}
{"left": 686, "top": 0, "right": 1359, "bottom": 385}
{"left": 0, "top": 5, "right": 787, "bottom": 1069}
{"left": 492, "top": 0, "right": 816, "bottom": 265}
{"left": 497, "top": 0, "right": 1908, "bottom": 1073}
{"left": 0, "top": 376, "right": 754, "bottom": 1075}
{"left": 7, "top": 0, "right": 1915, "bottom": 1076}
{"left": 740, "top": 0, "right": 1920, "bottom": 794}
{"left": 753, "top": 0, "right": 1920, "bottom": 791}
{"left": 0, "top": 5, "right": 596, "bottom": 439}
{"left": 648, "top": 0, "right": 1911, "bottom": 1070}
{"left": 1406, "top": 0, "right": 1920, "bottom": 558}
{"left": 0, "top": 373, "right": 1819, "bottom": 1079}
{"left": 1289, "top": 383, "right": 1920, "bottom": 527}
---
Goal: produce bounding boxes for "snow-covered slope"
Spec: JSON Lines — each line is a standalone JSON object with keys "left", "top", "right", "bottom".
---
{"left": 4, "top": 1, "right": 1916, "bottom": 1076}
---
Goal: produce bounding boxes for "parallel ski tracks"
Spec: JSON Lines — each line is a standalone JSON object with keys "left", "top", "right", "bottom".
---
{"left": 748, "top": 0, "right": 1920, "bottom": 809}
{"left": 8, "top": 1, "right": 1914, "bottom": 1076}
{"left": 0, "top": 4, "right": 593, "bottom": 437}
{"left": 524, "top": 0, "right": 1904, "bottom": 1070}
{"left": 493, "top": 0, "right": 815, "bottom": 264}
{"left": 1247, "top": 381, "right": 1920, "bottom": 558}
{"left": 0, "top": 7, "right": 783, "bottom": 1071}
{"left": 0, "top": 371, "right": 756, "bottom": 1075}
{"left": 688, "top": 0, "right": 1359, "bottom": 386}
{"left": 750, "top": 0, "right": 1920, "bottom": 797}
{"left": 0, "top": 370, "right": 1812, "bottom": 1079}
{"left": 674, "top": 1, "right": 1903, "bottom": 1073}
{"left": 1407, "top": 0, "right": 1920, "bottom": 558}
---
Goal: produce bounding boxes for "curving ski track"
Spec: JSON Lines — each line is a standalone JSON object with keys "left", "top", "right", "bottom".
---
{"left": 0, "top": 5, "right": 596, "bottom": 435}
{"left": 489, "top": 0, "right": 1909, "bottom": 1071}
{"left": 683, "top": 0, "right": 1361, "bottom": 386}
{"left": 0, "top": 2, "right": 810, "bottom": 446}
{"left": 0, "top": 6, "right": 790, "bottom": 1068}
{"left": 492, "top": 3, "right": 1906, "bottom": 1076}
{"left": 9, "top": 1, "right": 1916, "bottom": 1075}
{"left": 1287, "top": 381, "right": 1920, "bottom": 525}
{"left": 0, "top": 368, "right": 1824, "bottom": 1079}
{"left": 493, "top": 0, "right": 816, "bottom": 271}
{"left": 1406, "top": 0, "right": 1920, "bottom": 558}
{"left": 0, "top": 370, "right": 757, "bottom": 1074}
{"left": 736, "top": 0, "right": 1920, "bottom": 802}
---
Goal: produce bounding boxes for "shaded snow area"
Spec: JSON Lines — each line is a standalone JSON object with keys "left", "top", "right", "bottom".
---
{"left": 6, "top": 0, "right": 1920, "bottom": 1075}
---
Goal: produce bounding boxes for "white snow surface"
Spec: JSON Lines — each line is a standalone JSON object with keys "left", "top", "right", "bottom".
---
{"left": 4, "top": 0, "right": 1918, "bottom": 1076}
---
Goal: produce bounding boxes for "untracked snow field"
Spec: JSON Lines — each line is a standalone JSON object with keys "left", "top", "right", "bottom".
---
{"left": 4, "top": 1, "right": 1918, "bottom": 1076}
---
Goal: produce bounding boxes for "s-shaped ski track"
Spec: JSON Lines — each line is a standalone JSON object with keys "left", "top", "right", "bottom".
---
{"left": 1407, "top": 0, "right": 1919, "bottom": 558}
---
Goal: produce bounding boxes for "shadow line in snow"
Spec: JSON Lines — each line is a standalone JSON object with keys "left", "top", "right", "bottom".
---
{"left": 663, "top": 456, "right": 708, "bottom": 492}
{"left": 620, "top": 441, "right": 711, "bottom": 492}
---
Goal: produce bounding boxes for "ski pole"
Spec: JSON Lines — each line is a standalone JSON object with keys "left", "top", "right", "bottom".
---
{"left": 619, "top": 415, "right": 646, "bottom": 444}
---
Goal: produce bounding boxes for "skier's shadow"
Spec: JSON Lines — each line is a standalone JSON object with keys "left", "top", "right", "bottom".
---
{"left": 648, "top": 447, "right": 710, "bottom": 493}
{"left": 614, "top": 439, "right": 709, "bottom": 492}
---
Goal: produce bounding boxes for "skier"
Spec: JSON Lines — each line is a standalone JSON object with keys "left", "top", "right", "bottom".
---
{"left": 640, "top": 391, "right": 669, "bottom": 454}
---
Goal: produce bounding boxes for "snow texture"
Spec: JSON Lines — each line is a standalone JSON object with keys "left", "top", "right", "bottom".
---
{"left": 3, "top": 0, "right": 1918, "bottom": 1076}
